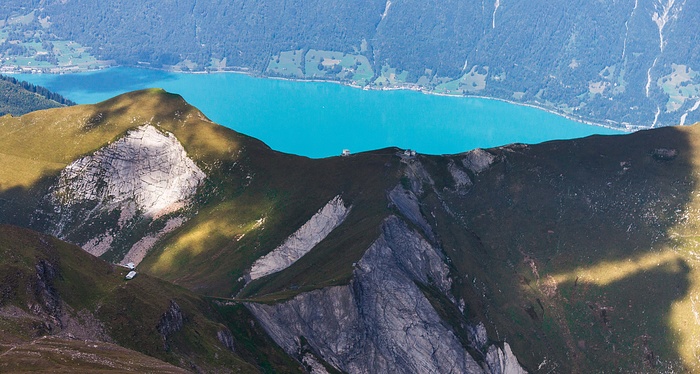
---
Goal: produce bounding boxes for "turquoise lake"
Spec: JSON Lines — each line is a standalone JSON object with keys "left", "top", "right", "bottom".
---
{"left": 17, "top": 67, "right": 623, "bottom": 158}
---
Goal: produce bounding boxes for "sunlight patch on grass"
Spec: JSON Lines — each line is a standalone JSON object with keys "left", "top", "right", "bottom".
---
{"left": 0, "top": 89, "right": 243, "bottom": 196}
{"left": 150, "top": 215, "right": 265, "bottom": 274}
{"left": 552, "top": 250, "right": 684, "bottom": 287}
{"left": 552, "top": 247, "right": 700, "bottom": 370}
{"left": 669, "top": 288, "right": 700, "bottom": 368}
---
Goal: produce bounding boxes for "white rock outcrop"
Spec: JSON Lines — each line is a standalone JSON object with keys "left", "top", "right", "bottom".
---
{"left": 484, "top": 343, "right": 528, "bottom": 374}
{"left": 249, "top": 196, "right": 350, "bottom": 280}
{"left": 302, "top": 354, "right": 331, "bottom": 374}
{"left": 448, "top": 160, "right": 473, "bottom": 188}
{"left": 40, "top": 125, "right": 205, "bottom": 259}
{"left": 53, "top": 125, "right": 205, "bottom": 220}
{"left": 120, "top": 216, "right": 186, "bottom": 266}
{"left": 388, "top": 185, "right": 435, "bottom": 242}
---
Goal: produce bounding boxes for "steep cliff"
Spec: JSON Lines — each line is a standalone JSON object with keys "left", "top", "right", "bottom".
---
{"left": 248, "top": 216, "right": 526, "bottom": 373}
{"left": 249, "top": 196, "right": 351, "bottom": 281}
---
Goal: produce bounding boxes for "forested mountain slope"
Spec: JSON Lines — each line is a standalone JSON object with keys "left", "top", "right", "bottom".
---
{"left": 0, "top": 75, "right": 74, "bottom": 115}
{"left": 1, "top": 1, "right": 699, "bottom": 127}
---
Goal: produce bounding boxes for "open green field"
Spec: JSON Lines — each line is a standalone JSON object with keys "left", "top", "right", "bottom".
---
{"left": 435, "top": 65, "right": 489, "bottom": 94}
{"left": 267, "top": 49, "right": 373, "bottom": 85}
{"left": 266, "top": 49, "right": 304, "bottom": 78}
{"left": 373, "top": 64, "right": 409, "bottom": 87}
{"left": 0, "top": 12, "right": 102, "bottom": 72}
{"left": 658, "top": 64, "right": 700, "bottom": 112}
{"left": 304, "top": 49, "right": 374, "bottom": 85}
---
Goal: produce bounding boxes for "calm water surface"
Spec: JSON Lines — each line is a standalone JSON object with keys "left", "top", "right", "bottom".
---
{"left": 18, "top": 67, "right": 623, "bottom": 158}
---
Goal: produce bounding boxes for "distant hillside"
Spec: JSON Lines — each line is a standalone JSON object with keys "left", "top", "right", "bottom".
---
{"left": 0, "top": 1, "right": 699, "bottom": 127}
{"left": 0, "top": 75, "right": 75, "bottom": 115}
{"left": 1, "top": 89, "right": 700, "bottom": 372}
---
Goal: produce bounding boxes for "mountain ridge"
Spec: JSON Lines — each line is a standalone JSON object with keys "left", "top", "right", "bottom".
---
{"left": 1, "top": 89, "right": 700, "bottom": 371}
{"left": 0, "top": 223, "right": 301, "bottom": 373}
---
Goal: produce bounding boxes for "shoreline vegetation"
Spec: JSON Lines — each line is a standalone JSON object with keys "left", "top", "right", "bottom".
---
{"left": 6, "top": 63, "right": 638, "bottom": 133}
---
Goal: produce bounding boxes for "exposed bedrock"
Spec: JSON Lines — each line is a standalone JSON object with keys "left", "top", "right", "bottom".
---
{"left": 248, "top": 216, "right": 526, "bottom": 373}
{"left": 33, "top": 125, "right": 205, "bottom": 263}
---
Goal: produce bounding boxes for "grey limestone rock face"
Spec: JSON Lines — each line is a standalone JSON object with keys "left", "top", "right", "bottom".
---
{"left": 400, "top": 154, "right": 434, "bottom": 195}
{"left": 157, "top": 300, "right": 185, "bottom": 351}
{"left": 32, "top": 259, "right": 62, "bottom": 332}
{"left": 52, "top": 125, "right": 204, "bottom": 221}
{"left": 216, "top": 329, "right": 235, "bottom": 352}
{"left": 249, "top": 196, "right": 350, "bottom": 281}
{"left": 388, "top": 186, "right": 436, "bottom": 243}
{"left": 248, "top": 216, "right": 524, "bottom": 373}
{"left": 462, "top": 148, "right": 497, "bottom": 174}
{"left": 302, "top": 353, "right": 332, "bottom": 374}
{"left": 34, "top": 125, "right": 205, "bottom": 262}
{"left": 448, "top": 160, "right": 473, "bottom": 189}
{"left": 483, "top": 343, "right": 528, "bottom": 374}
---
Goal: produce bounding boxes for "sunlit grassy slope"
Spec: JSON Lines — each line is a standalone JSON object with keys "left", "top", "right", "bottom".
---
{"left": 4, "top": 88, "right": 700, "bottom": 371}
{"left": 0, "top": 88, "right": 253, "bottom": 190}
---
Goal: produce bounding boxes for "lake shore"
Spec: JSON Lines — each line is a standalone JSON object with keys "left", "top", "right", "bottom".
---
{"left": 6, "top": 63, "right": 638, "bottom": 133}
{"left": 13, "top": 65, "right": 623, "bottom": 158}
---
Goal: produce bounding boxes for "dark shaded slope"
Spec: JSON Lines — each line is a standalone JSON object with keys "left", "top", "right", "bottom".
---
{"left": 141, "top": 145, "right": 402, "bottom": 299}
{"left": 414, "top": 126, "right": 698, "bottom": 371}
{"left": 0, "top": 224, "right": 299, "bottom": 373}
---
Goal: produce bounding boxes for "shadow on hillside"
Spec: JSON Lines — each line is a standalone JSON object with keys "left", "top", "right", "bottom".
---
{"left": 0, "top": 175, "right": 56, "bottom": 229}
{"left": 551, "top": 249, "right": 691, "bottom": 371}
{"left": 429, "top": 126, "right": 699, "bottom": 371}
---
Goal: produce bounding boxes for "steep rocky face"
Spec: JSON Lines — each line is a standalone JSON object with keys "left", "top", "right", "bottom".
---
{"left": 248, "top": 216, "right": 526, "bottom": 373}
{"left": 157, "top": 300, "right": 185, "bottom": 351}
{"left": 31, "top": 259, "right": 62, "bottom": 333}
{"left": 484, "top": 344, "right": 525, "bottom": 374}
{"left": 33, "top": 125, "right": 206, "bottom": 264}
{"left": 248, "top": 196, "right": 351, "bottom": 281}
{"left": 51, "top": 125, "right": 204, "bottom": 220}
{"left": 447, "top": 160, "right": 473, "bottom": 190}
{"left": 216, "top": 328, "right": 235, "bottom": 352}
{"left": 388, "top": 185, "right": 436, "bottom": 242}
